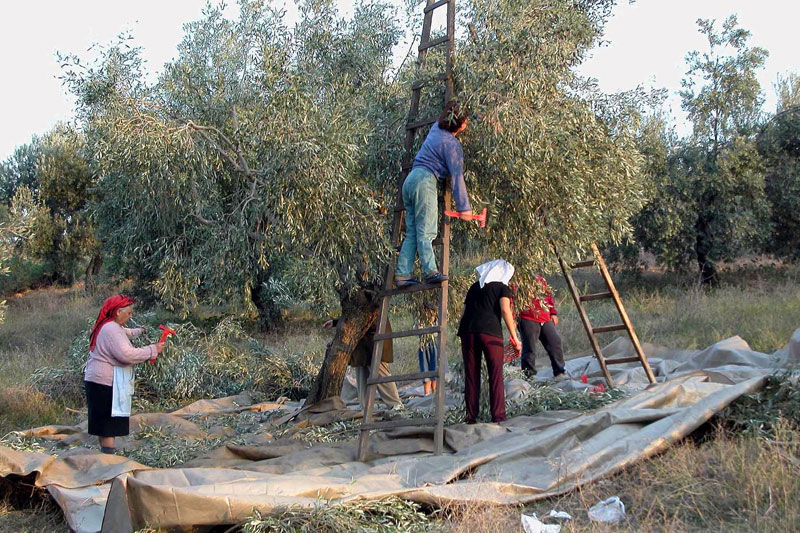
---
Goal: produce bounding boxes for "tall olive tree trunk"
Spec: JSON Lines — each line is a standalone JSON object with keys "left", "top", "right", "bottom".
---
{"left": 84, "top": 253, "right": 103, "bottom": 291}
{"left": 306, "top": 287, "right": 379, "bottom": 404}
{"left": 695, "top": 196, "right": 719, "bottom": 287}
{"left": 251, "top": 268, "right": 284, "bottom": 331}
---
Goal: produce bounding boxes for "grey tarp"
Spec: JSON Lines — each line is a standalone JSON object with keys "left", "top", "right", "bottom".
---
{"left": 1, "top": 329, "right": 798, "bottom": 532}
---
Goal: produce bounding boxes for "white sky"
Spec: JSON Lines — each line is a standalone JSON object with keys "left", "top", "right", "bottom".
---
{"left": 0, "top": 0, "right": 797, "bottom": 160}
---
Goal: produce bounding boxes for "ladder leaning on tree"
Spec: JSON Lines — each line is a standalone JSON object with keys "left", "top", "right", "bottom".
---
{"left": 357, "top": 0, "right": 457, "bottom": 462}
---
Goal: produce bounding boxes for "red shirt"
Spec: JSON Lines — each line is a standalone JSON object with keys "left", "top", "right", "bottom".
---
{"left": 518, "top": 276, "right": 557, "bottom": 323}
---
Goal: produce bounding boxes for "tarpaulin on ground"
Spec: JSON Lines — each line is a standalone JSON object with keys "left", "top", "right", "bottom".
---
{"left": 1, "top": 329, "right": 798, "bottom": 532}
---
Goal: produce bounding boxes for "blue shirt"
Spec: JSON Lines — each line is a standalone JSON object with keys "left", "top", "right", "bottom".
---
{"left": 412, "top": 123, "right": 471, "bottom": 212}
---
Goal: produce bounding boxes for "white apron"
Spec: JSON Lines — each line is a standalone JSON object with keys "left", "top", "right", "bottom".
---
{"left": 111, "top": 365, "right": 134, "bottom": 417}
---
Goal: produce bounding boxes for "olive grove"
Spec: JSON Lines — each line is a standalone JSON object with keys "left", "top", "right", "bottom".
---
{"left": 55, "top": 0, "right": 659, "bottom": 402}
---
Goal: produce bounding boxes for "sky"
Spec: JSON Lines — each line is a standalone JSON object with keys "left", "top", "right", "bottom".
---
{"left": 0, "top": 0, "right": 797, "bottom": 161}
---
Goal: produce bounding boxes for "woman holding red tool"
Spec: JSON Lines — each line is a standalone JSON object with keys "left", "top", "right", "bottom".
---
{"left": 457, "top": 260, "right": 521, "bottom": 424}
{"left": 395, "top": 100, "right": 472, "bottom": 288}
{"left": 84, "top": 295, "right": 164, "bottom": 454}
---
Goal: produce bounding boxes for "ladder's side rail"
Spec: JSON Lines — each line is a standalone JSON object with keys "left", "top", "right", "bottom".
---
{"left": 445, "top": 0, "right": 455, "bottom": 102}
{"left": 357, "top": 295, "right": 392, "bottom": 460}
{"left": 590, "top": 244, "right": 656, "bottom": 384}
{"left": 434, "top": 187, "right": 452, "bottom": 455}
{"left": 554, "top": 251, "right": 615, "bottom": 387}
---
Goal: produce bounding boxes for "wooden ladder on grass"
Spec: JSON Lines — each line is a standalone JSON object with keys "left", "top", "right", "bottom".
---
{"left": 357, "top": 0, "right": 456, "bottom": 461}
{"left": 555, "top": 243, "right": 656, "bottom": 388}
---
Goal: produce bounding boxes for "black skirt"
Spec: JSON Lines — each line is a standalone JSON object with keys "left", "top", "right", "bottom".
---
{"left": 84, "top": 380, "right": 130, "bottom": 437}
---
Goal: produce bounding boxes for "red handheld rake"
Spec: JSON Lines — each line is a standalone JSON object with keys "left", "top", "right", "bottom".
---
{"left": 150, "top": 324, "right": 176, "bottom": 364}
{"left": 444, "top": 207, "right": 488, "bottom": 228}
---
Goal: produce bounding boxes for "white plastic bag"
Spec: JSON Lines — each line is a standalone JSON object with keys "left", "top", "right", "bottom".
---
{"left": 521, "top": 513, "right": 561, "bottom": 533}
{"left": 588, "top": 496, "right": 626, "bottom": 523}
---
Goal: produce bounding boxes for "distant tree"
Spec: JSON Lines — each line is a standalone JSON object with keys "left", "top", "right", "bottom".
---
{"left": 758, "top": 73, "right": 800, "bottom": 259}
{"left": 672, "top": 15, "right": 769, "bottom": 284}
{"left": 0, "top": 126, "right": 99, "bottom": 287}
{"left": 0, "top": 138, "right": 41, "bottom": 205}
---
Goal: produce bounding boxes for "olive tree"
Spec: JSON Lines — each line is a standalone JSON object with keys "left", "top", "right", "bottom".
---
{"left": 758, "top": 74, "right": 800, "bottom": 259}
{"left": 677, "top": 16, "right": 769, "bottom": 284}
{"left": 66, "top": 0, "right": 655, "bottom": 403}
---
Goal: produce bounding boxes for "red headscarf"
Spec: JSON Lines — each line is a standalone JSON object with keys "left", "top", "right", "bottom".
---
{"left": 89, "top": 294, "right": 135, "bottom": 351}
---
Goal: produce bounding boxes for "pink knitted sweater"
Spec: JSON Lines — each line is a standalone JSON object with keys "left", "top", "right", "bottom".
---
{"left": 84, "top": 322, "right": 157, "bottom": 386}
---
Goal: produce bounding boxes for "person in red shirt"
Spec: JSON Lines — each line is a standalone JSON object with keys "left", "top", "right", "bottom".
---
{"left": 517, "top": 276, "right": 566, "bottom": 380}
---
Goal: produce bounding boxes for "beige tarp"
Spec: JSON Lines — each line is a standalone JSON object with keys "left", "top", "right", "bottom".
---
{"left": 2, "top": 329, "right": 798, "bottom": 532}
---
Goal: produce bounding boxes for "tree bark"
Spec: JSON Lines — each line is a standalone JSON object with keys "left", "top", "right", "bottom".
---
{"left": 84, "top": 253, "right": 103, "bottom": 291}
{"left": 306, "top": 287, "right": 379, "bottom": 404}
{"left": 251, "top": 268, "right": 283, "bottom": 331}
{"left": 695, "top": 215, "right": 718, "bottom": 286}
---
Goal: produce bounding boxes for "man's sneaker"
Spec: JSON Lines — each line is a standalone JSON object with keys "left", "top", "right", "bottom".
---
{"left": 424, "top": 271, "right": 449, "bottom": 284}
{"left": 395, "top": 277, "right": 421, "bottom": 288}
{"left": 553, "top": 372, "right": 569, "bottom": 382}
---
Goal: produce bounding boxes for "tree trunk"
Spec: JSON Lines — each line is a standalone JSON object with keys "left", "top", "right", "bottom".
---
{"left": 306, "top": 287, "right": 379, "bottom": 404}
{"left": 251, "top": 268, "right": 283, "bottom": 331}
{"left": 84, "top": 253, "right": 103, "bottom": 291}
{"left": 695, "top": 218, "right": 718, "bottom": 286}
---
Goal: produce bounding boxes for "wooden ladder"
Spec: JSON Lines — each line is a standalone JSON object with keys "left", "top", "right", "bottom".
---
{"left": 556, "top": 243, "right": 656, "bottom": 388}
{"left": 357, "top": 0, "right": 456, "bottom": 461}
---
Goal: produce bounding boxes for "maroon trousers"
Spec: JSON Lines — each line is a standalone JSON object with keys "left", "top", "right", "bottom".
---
{"left": 460, "top": 332, "right": 507, "bottom": 423}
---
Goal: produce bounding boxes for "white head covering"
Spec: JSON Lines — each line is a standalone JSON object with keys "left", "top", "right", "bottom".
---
{"left": 476, "top": 259, "right": 515, "bottom": 288}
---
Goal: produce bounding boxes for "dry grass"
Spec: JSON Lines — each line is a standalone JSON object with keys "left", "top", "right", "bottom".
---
{"left": 0, "top": 476, "right": 70, "bottom": 533}
{"left": 0, "top": 286, "right": 96, "bottom": 434}
{"left": 439, "top": 501, "right": 523, "bottom": 533}
{"left": 0, "top": 286, "right": 97, "bottom": 388}
{"left": 516, "top": 421, "right": 800, "bottom": 532}
{"left": 0, "top": 386, "right": 65, "bottom": 435}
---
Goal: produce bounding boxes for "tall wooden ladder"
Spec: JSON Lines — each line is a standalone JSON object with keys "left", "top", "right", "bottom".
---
{"left": 357, "top": 0, "right": 456, "bottom": 462}
{"left": 556, "top": 243, "right": 657, "bottom": 388}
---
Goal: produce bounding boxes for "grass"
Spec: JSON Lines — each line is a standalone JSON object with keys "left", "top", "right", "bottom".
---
{"left": 0, "top": 475, "right": 70, "bottom": 533}
{"left": 0, "top": 286, "right": 97, "bottom": 436}
{"left": 242, "top": 498, "right": 435, "bottom": 533}
{"left": 521, "top": 421, "right": 800, "bottom": 532}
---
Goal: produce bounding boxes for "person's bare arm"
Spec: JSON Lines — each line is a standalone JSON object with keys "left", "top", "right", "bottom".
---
{"left": 500, "top": 297, "right": 521, "bottom": 351}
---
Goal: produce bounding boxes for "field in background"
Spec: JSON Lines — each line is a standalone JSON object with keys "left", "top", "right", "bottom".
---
{"left": 1, "top": 264, "right": 799, "bottom": 531}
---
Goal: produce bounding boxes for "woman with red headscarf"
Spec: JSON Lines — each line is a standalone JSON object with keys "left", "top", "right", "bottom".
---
{"left": 84, "top": 294, "right": 164, "bottom": 454}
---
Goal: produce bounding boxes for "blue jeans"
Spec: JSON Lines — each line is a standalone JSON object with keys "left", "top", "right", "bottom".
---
{"left": 418, "top": 341, "right": 437, "bottom": 382}
{"left": 396, "top": 168, "right": 438, "bottom": 277}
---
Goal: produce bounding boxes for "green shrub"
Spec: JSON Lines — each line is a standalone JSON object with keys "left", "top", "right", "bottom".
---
{"left": 31, "top": 316, "right": 320, "bottom": 408}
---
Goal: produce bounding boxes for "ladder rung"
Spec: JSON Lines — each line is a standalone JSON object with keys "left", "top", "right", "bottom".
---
{"left": 374, "top": 325, "right": 441, "bottom": 341}
{"left": 592, "top": 324, "right": 627, "bottom": 334}
{"left": 604, "top": 356, "right": 641, "bottom": 365}
{"left": 423, "top": 0, "right": 449, "bottom": 13}
{"left": 571, "top": 259, "right": 595, "bottom": 268}
{"left": 419, "top": 36, "right": 449, "bottom": 52}
{"left": 380, "top": 282, "right": 444, "bottom": 297}
{"left": 580, "top": 291, "right": 613, "bottom": 302}
{"left": 411, "top": 72, "right": 448, "bottom": 90}
{"left": 406, "top": 116, "right": 437, "bottom": 130}
{"left": 368, "top": 370, "right": 437, "bottom": 385}
{"left": 361, "top": 418, "right": 437, "bottom": 432}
